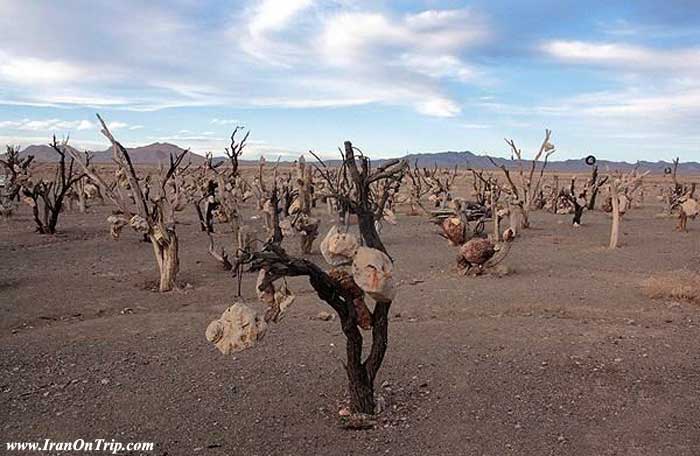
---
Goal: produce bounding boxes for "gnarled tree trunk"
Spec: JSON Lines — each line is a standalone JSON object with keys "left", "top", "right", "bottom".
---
{"left": 152, "top": 229, "right": 179, "bottom": 292}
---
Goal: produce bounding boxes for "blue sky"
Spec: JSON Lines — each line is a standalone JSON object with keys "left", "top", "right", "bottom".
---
{"left": 1, "top": 0, "right": 699, "bottom": 161}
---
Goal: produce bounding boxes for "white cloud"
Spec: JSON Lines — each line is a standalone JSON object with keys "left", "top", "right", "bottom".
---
{"left": 0, "top": 2, "right": 486, "bottom": 118}
{"left": 0, "top": 52, "right": 86, "bottom": 86}
{"left": 108, "top": 121, "right": 129, "bottom": 130}
{"left": 240, "top": 0, "right": 315, "bottom": 64}
{"left": 0, "top": 118, "right": 95, "bottom": 132}
{"left": 536, "top": 39, "right": 700, "bottom": 125}
{"left": 234, "top": 5, "right": 489, "bottom": 117}
{"left": 211, "top": 118, "right": 241, "bottom": 125}
{"left": 541, "top": 40, "right": 700, "bottom": 71}
{"left": 415, "top": 98, "right": 461, "bottom": 118}
{"left": 318, "top": 9, "right": 486, "bottom": 67}
{"left": 149, "top": 134, "right": 226, "bottom": 143}
{"left": 249, "top": 95, "right": 374, "bottom": 108}
{"left": 461, "top": 123, "right": 491, "bottom": 129}
{"left": 398, "top": 54, "right": 476, "bottom": 82}
{"left": 76, "top": 120, "right": 94, "bottom": 130}
{"left": 576, "top": 88, "right": 700, "bottom": 118}
{"left": 0, "top": 92, "right": 131, "bottom": 109}
{"left": 248, "top": 0, "right": 313, "bottom": 37}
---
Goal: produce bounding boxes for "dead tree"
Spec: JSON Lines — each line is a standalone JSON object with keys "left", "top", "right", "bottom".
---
{"left": 608, "top": 168, "right": 649, "bottom": 249}
{"left": 403, "top": 160, "right": 431, "bottom": 215}
{"left": 283, "top": 155, "right": 320, "bottom": 254}
{"left": 467, "top": 168, "right": 503, "bottom": 240}
{"left": 671, "top": 157, "right": 681, "bottom": 193}
{"left": 586, "top": 165, "right": 608, "bottom": 210}
{"left": 539, "top": 175, "right": 560, "bottom": 213}
{"left": 68, "top": 114, "right": 187, "bottom": 291}
{"left": 561, "top": 177, "right": 588, "bottom": 226}
{"left": 488, "top": 129, "right": 555, "bottom": 230}
{"left": 421, "top": 164, "right": 457, "bottom": 209}
{"left": 21, "top": 137, "right": 85, "bottom": 234}
{"left": 252, "top": 156, "right": 268, "bottom": 212}
{"left": 469, "top": 169, "right": 494, "bottom": 207}
{"left": 662, "top": 157, "right": 696, "bottom": 220}
{"left": 370, "top": 171, "right": 401, "bottom": 233}
{"left": 191, "top": 128, "right": 251, "bottom": 270}
{"left": 214, "top": 142, "right": 407, "bottom": 418}
{"left": 64, "top": 151, "right": 99, "bottom": 214}
{"left": 676, "top": 192, "right": 698, "bottom": 232}
{"left": 268, "top": 183, "right": 284, "bottom": 245}
{"left": 312, "top": 143, "right": 407, "bottom": 254}
{"left": 0, "top": 146, "right": 34, "bottom": 216}
{"left": 252, "top": 156, "right": 289, "bottom": 240}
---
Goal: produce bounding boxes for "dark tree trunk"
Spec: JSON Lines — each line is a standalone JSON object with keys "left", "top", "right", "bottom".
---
{"left": 342, "top": 300, "right": 390, "bottom": 414}
{"left": 357, "top": 209, "right": 387, "bottom": 256}
{"left": 343, "top": 321, "right": 375, "bottom": 414}
{"left": 270, "top": 188, "right": 283, "bottom": 245}
{"left": 572, "top": 204, "right": 584, "bottom": 225}
{"left": 47, "top": 197, "right": 64, "bottom": 234}
{"left": 30, "top": 202, "right": 47, "bottom": 234}
{"left": 587, "top": 189, "right": 599, "bottom": 210}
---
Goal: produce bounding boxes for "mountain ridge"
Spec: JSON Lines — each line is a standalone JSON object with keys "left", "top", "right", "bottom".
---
{"left": 17, "top": 142, "right": 206, "bottom": 165}
{"left": 397, "top": 150, "right": 700, "bottom": 173}
{"left": 8, "top": 144, "right": 700, "bottom": 173}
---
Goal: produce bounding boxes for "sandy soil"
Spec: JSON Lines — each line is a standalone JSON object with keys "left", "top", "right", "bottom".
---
{"left": 1, "top": 194, "right": 699, "bottom": 455}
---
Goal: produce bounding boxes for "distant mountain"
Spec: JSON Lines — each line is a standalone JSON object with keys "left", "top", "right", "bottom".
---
{"left": 10, "top": 143, "right": 700, "bottom": 173}
{"left": 111, "top": 143, "right": 206, "bottom": 165}
{"left": 18, "top": 145, "right": 68, "bottom": 163}
{"left": 14, "top": 142, "right": 206, "bottom": 165}
{"left": 399, "top": 150, "right": 700, "bottom": 174}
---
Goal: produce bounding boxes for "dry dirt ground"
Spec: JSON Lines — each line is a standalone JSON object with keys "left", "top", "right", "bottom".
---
{"left": 1, "top": 195, "right": 699, "bottom": 455}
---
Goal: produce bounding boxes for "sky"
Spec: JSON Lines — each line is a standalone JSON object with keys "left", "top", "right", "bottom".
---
{"left": 1, "top": 0, "right": 699, "bottom": 161}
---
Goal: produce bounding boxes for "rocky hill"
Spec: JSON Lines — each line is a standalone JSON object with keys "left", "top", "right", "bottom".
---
{"left": 15, "top": 143, "right": 206, "bottom": 165}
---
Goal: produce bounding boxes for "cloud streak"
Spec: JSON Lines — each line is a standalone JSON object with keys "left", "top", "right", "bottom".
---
{"left": 541, "top": 40, "right": 700, "bottom": 71}
{"left": 0, "top": 118, "right": 94, "bottom": 131}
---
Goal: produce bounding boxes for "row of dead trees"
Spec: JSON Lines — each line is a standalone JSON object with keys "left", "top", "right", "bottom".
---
{"left": 3, "top": 123, "right": 694, "bottom": 285}
{"left": 3, "top": 126, "right": 690, "bottom": 285}
{"left": 404, "top": 129, "right": 693, "bottom": 252}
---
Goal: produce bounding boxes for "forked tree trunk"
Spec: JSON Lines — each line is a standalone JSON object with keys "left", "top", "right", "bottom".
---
{"left": 27, "top": 187, "right": 69, "bottom": 235}
{"left": 151, "top": 230, "right": 179, "bottom": 292}
{"left": 342, "top": 299, "right": 389, "bottom": 414}
{"left": 47, "top": 204, "right": 61, "bottom": 234}
{"left": 344, "top": 323, "right": 375, "bottom": 413}
{"left": 30, "top": 202, "right": 48, "bottom": 234}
